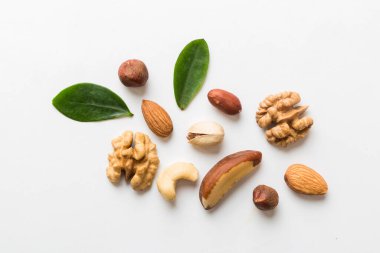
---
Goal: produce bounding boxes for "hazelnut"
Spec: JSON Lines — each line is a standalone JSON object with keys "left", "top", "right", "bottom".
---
{"left": 252, "top": 185, "right": 279, "bottom": 211}
{"left": 118, "top": 59, "right": 149, "bottom": 87}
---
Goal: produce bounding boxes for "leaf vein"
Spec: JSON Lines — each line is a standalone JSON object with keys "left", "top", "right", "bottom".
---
{"left": 66, "top": 100, "right": 127, "bottom": 113}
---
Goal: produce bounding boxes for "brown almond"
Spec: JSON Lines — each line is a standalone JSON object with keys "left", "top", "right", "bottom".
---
{"left": 141, "top": 100, "right": 173, "bottom": 137}
{"left": 199, "top": 150, "right": 262, "bottom": 210}
{"left": 284, "top": 164, "right": 328, "bottom": 195}
{"left": 207, "top": 89, "right": 242, "bottom": 115}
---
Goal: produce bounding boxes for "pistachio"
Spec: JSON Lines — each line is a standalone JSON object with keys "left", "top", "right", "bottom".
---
{"left": 187, "top": 121, "right": 224, "bottom": 146}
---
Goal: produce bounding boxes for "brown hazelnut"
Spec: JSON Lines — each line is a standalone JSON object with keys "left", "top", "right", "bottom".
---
{"left": 118, "top": 59, "right": 148, "bottom": 87}
{"left": 252, "top": 185, "right": 279, "bottom": 210}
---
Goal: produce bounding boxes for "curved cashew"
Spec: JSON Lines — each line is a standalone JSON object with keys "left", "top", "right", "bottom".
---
{"left": 157, "top": 162, "right": 198, "bottom": 201}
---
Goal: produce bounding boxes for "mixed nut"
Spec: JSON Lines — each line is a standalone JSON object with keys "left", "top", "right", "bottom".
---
{"left": 207, "top": 89, "right": 242, "bottom": 115}
{"left": 199, "top": 150, "right": 262, "bottom": 209}
{"left": 285, "top": 164, "right": 328, "bottom": 195}
{"left": 157, "top": 162, "right": 199, "bottom": 201}
{"left": 141, "top": 99, "right": 173, "bottom": 137}
{"left": 256, "top": 91, "right": 313, "bottom": 147}
{"left": 106, "top": 131, "right": 159, "bottom": 191}
{"left": 187, "top": 121, "right": 224, "bottom": 146}
{"left": 53, "top": 38, "right": 329, "bottom": 216}
{"left": 253, "top": 185, "right": 279, "bottom": 211}
{"left": 118, "top": 59, "right": 149, "bottom": 87}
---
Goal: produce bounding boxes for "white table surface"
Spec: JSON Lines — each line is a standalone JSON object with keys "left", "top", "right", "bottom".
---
{"left": 1, "top": 0, "right": 379, "bottom": 252}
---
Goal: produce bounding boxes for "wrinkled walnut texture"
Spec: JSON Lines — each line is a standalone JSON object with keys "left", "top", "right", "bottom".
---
{"left": 106, "top": 131, "right": 159, "bottom": 191}
{"left": 256, "top": 91, "right": 313, "bottom": 147}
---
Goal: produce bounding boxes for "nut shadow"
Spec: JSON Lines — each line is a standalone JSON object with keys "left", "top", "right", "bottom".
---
{"left": 258, "top": 208, "right": 277, "bottom": 218}
{"left": 224, "top": 113, "right": 241, "bottom": 122}
{"left": 211, "top": 107, "right": 241, "bottom": 122}
{"left": 127, "top": 83, "right": 148, "bottom": 96}
{"left": 162, "top": 180, "right": 199, "bottom": 208}
{"left": 155, "top": 131, "right": 173, "bottom": 144}
{"left": 176, "top": 178, "right": 199, "bottom": 193}
{"left": 289, "top": 190, "right": 327, "bottom": 201}
{"left": 134, "top": 187, "right": 152, "bottom": 195}
{"left": 205, "top": 164, "right": 262, "bottom": 214}
{"left": 108, "top": 181, "right": 125, "bottom": 189}
{"left": 164, "top": 199, "right": 177, "bottom": 208}
{"left": 191, "top": 143, "right": 223, "bottom": 155}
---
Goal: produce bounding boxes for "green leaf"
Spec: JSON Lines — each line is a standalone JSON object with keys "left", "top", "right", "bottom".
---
{"left": 52, "top": 83, "right": 133, "bottom": 122}
{"left": 174, "top": 39, "right": 209, "bottom": 110}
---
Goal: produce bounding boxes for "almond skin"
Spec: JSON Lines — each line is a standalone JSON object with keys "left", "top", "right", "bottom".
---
{"left": 141, "top": 100, "right": 173, "bottom": 137}
{"left": 207, "top": 89, "right": 242, "bottom": 115}
{"left": 284, "top": 164, "right": 328, "bottom": 195}
{"left": 199, "top": 150, "right": 262, "bottom": 210}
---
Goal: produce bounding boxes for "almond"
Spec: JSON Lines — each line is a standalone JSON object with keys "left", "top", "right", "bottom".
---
{"left": 207, "top": 89, "right": 242, "bottom": 115}
{"left": 199, "top": 150, "right": 262, "bottom": 209}
{"left": 141, "top": 100, "right": 173, "bottom": 137}
{"left": 284, "top": 164, "right": 328, "bottom": 195}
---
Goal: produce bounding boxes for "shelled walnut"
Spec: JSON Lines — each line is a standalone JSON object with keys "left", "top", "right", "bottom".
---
{"left": 106, "top": 131, "right": 159, "bottom": 191}
{"left": 256, "top": 91, "right": 313, "bottom": 147}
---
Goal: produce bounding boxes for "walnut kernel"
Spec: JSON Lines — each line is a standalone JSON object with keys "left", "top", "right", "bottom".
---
{"left": 106, "top": 131, "right": 159, "bottom": 191}
{"left": 256, "top": 91, "right": 313, "bottom": 147}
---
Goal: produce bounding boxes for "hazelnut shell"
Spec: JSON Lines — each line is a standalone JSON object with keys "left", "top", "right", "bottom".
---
{"left": 118, "top": 59, "right": 148, "bottom": 87}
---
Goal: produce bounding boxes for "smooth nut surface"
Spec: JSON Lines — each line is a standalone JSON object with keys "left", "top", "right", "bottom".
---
{"left": 253, "top": 185, "right": 279, "bottom": 210}
{"left": 199, "top": 150, "right": 262, "bottom": 210}
{"left": 157, "top": 162, "right": 198, "bottom": 201}
{"left": 141, "top": 100, "right": 173, "bottom": 137}
{"left": 118, "top": 59, "right": 148, "bottom": 87}
{"left": 187, "top": 121, "right": 224, "bottom": 146}
{"left": 285, "top": 164, "right": 328, "bottom": 195}
{"left": 207, "top": 89, "right": 242, "bottom": 115}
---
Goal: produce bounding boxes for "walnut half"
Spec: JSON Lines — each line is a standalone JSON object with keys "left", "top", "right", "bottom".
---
{"left": 256, "top": 91, "right": 313, "bottom": 147}
{"left": 106, "top": 131, "right": 159, "bottom": 191}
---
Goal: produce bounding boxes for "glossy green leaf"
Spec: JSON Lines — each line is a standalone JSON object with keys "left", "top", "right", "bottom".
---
{"left": 52, "top": 83, "right": 133, "bottom": 122}
{"left": 174, "top": 39, "right": 209, "bottom": 110}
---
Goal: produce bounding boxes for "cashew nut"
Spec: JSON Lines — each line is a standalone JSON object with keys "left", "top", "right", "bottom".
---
{"left": 157, "top": 162, "right": 199, "bottom": 201}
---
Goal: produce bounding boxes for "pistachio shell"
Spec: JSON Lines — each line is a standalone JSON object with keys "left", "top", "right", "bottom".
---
{"left": 187, "top": 121, "right": 224, "bottom": 146}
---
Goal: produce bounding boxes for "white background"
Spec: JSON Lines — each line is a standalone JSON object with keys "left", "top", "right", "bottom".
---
{"left": 1, "top": 0, "right": 379, "bottom": 252}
